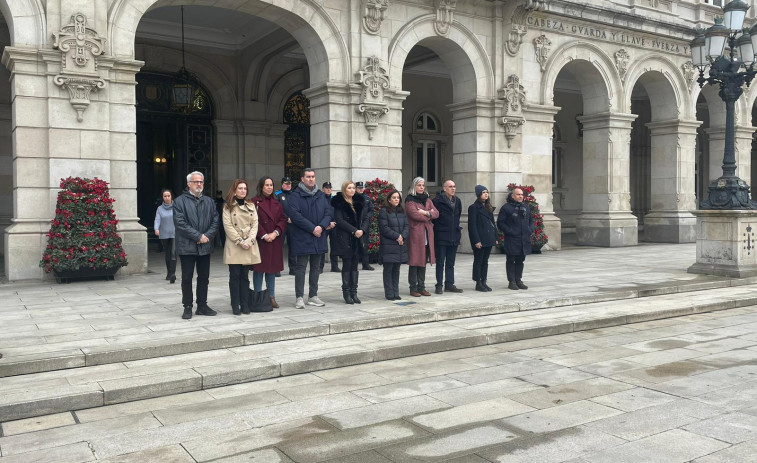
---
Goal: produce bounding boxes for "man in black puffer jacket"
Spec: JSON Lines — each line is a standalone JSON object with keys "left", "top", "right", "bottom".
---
{"left": 497, "top": 188, "right": 534, "bottom": 290}
{"left": 173, "top": 171, "right": 219, "bottom": 319}
{"left": 432, "top": 180, "right": 463, "bottom": 294}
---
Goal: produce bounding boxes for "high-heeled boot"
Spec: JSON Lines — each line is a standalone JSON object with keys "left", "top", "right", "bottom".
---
{"left": 342, "top": 271, "right": 354, "bottom": 304}
{"left": 350, "top": 271, "right": 361, "bottom": 304}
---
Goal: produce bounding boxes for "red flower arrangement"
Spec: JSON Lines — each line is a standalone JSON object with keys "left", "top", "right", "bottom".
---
{"left": 40, "top": 177, "right": 128, "bottom": 273}
{"left": 363, "top": 178, "right": 396, "bottom": 255}
{"left": 497, "top": 183, "right": 549, "bottom": 252}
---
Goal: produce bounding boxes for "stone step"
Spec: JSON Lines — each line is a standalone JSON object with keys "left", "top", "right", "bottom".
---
{"left": 2, "top": 283, "right": 757, "bottom": 422}
{"left": 0, "top": 278, "right": 742, "bottom": 380}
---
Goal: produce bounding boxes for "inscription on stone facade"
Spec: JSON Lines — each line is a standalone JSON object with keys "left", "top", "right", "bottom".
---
{"left": 526, "top": 15, "right": 689, "bottom": 56}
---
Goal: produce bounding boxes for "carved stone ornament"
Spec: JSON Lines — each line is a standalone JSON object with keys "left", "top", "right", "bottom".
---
{"left": 682, "top": 61, "right": 698, "bottom": 87}
{"left": 506, "top": 24, "right": 528, "bottom": 57}
{"left": 497, "top": 75, "right": 527, "bottom": 148}
{"left": 615, "top": 49, "right": 631, "bottom": 83}
{"left": 363, "top": 0, "right": 389, "bottom": 35}
{"left": 434, "top": 0, "right": 456, "bottom": 36}
{"left": 356, "top": 56, "right": 391, "bottom": 140}
{"left": 52, "top": 13, "right": 105, "bottom": 122}
{"left": 534, "top": 34, "right": 551, "bottom": 72}
{"left": 524, "top": 0, "right": 550, "bottom": 11}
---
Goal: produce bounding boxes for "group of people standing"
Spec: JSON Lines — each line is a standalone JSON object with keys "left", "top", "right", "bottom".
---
{"left": 155, "top": 169, "right": 536, "bottom": 319}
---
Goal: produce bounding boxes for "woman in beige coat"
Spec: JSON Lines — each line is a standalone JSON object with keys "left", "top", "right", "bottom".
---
{"left": 223, "top": 179, "right": 261, "bottom": 315}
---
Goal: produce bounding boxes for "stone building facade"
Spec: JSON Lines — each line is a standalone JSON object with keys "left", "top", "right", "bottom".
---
{"left": 0, "top": 0, "right": 751, "bottom": 280}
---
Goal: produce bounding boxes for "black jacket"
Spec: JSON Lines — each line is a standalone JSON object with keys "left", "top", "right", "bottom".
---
{"left": 275, "top": 189, "right": 291, "bottom": 216}
{"left": 378, "top": 206, "right": 409, "bottom": 264}
{"left": 432, "top": 191, "right": 463, "bottom": 246}
{"left": 467, "top": 201, "right": 497, "bottom": 248}
{"left": 331, "top": 193, "right": 369, "bottom": 257}
{"left": 497, "top": 194, "right": 534, "bottom": 256}
{"left": 172, "top": 190, "right": 219, "bottom": 256}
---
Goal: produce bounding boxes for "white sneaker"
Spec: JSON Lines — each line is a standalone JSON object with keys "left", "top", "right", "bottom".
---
{"left": 294, "top": 297, "right": 305, "bottom": 309}
{"left": 307, "top": 296, "right": 325, "bottom": 307}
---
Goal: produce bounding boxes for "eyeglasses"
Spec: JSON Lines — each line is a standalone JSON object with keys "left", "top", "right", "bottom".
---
{"left": 189, "top": 180, "right": 204, "bottom": 184}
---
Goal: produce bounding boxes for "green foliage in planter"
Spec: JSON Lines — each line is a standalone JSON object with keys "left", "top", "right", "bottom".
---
{"left": 496, "top": 183, "right": 549, "bottom": 253}
{"left": 363, "top": 178, "right": 396, "bottom": 255}
{"left": 40, "top": 177, "right": 128, "bottom": 273}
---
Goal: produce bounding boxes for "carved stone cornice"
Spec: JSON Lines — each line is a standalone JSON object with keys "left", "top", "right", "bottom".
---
{"left": 356, "top": 56, "right": 390, "bottom": 140}
{"left": 52, "top": 13, "right": 105, "bottom": 123}
{"left": 434, "top": 0, "right": 456, "bottom": 36}
{"left": 363, "top": 0, "right": 389, "bottom": 35}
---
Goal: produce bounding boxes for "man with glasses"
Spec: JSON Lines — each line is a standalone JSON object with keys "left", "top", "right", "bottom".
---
{"left": 173, "top": 171, "right": 219, "bottom": 319}
{"left": 432, "top": 179, "right": 464, "bottom": 294}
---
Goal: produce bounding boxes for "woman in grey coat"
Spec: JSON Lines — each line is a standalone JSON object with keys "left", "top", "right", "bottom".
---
{"left": 154, "top": 189, "right": 176, "bottom": 283}
{"left": 378, "top": 190, "right": 409, "bottom": 301}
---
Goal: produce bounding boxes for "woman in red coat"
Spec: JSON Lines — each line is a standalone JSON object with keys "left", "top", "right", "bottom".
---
{"left": 405, "top": 177, "right": 439, "bottom": 297}
{"left": 251, "top": 176, "right": 287, "bottom": 308}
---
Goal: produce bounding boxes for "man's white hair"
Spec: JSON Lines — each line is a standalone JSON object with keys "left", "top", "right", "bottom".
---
{"left": 187, "top": 171, "right": 204, "bottom": 182}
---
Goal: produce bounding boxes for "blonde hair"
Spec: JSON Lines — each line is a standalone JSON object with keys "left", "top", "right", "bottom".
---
{"left": 341, "top": 180, "right": 356, "bottom": 212}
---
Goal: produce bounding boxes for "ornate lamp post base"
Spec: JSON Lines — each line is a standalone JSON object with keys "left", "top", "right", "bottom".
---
{"left": 701, "top": 176, "right": 757, "bottom": 209}
{"left": 688, "top": 209, "right": 757, "bottom": 277}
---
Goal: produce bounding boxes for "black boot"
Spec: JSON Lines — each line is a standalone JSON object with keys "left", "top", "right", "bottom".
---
{"left": 342, "top": 271, "right": 354, "bottom": 304}
{"left": 475, "top": 280, "right": 487, "bottom": 292}
{"left": 181, "top": 305, "right": 192, "bottom": 320}
{"left": 168, "top": 260, "right": 177, "bottom": 284}
{"left": 229, "top": 280, "right": 241, "bottom": 315}
{"left": 482, "top": 280, "right": 492, "bottom": 291}
{"left": 350, "top": 271, "right": 361, "bottom": 304}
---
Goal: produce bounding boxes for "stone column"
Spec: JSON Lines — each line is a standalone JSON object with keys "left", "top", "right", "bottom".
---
{"left": 643, "top": 119, "right": 699, "bottom": 243}
{"left": 576, "top": 112, "right": 639, "bottom": 247}
{"left": 303, "top": 82, "right": 352, "bottom": 184}
{"left": 522, "top": 103, "right": 561, "bottom": 250}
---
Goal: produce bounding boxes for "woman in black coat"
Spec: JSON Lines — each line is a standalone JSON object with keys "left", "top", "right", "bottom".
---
{"left": 468, "top": 185, "right": 497, "bottom": 292}
{"left": 378, "top": 189, "right": 409, "bottom": 301}
{"left": 497, "top": 188, "right": 534, "bottom": 290}
{"left": 332, "top": 181, "right": 369, "bottom": 304}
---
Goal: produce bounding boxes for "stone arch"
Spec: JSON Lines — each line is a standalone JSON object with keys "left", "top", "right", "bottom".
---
{"left": 541, "top": 41, "right": 620, "bottom": 114}
{"left": 107, "top": 0, "right": 349, "bottom": 85}
{"left": 0, "top": 0, "right": 46, "bottom": 47}
{"left": 267, "top": 68, "right": 308, "bottom": 122}
{"left": 245, "top": 39, "right": 302, "bottom": 102}
{"left": 388, "top": 16, "right": 494, "bottom": 101}
{"left": 623, "top": 55, "right": 687, "bottom": 121}
{"left": 138, "top": 47, "right": 237, "bottom": 121}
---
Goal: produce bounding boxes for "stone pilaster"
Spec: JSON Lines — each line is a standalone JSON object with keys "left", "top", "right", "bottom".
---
{"left": 643, "top": 119, "right": 699, "bottom": 243}
{"left": 576, "top": 112, "right": 639, "bottom": 247}
{"left": 522, "top": 103, "right": 561, "bottom": 251}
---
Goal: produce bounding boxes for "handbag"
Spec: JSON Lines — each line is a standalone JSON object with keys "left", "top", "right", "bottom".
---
{"left": 247, "top": 288, "right": 273, "bottom": 312}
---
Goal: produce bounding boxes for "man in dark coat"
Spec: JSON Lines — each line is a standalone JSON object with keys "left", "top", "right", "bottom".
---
{"left": 173, "top": 171, "right": 219, "bottom": 319}
{"left": 355, "top": 181, "right": 375, "bottom": 271}
{"left": 497, "top": 188, "right": 534, "bottom": 290}
{"left": 319, "top": 181, "right": 340, "bottom": 273}
{"left": 275, "top": 177, "right": 296, "bottom": 275}
{"left": 432, "top": 180, "right": 463, "bottom": 294}
{"left": 287, "top": 168, "right": 335, "bottom": 308}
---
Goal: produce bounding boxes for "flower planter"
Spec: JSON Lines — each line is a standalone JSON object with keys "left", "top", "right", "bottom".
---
{"left": 54, "top": 266, "right": 119, "bottom": 284}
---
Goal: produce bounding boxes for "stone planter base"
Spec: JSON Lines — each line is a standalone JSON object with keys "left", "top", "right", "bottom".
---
{"left": 54, "top": 267, "right": 120, "bottom": 284}
{"left": 688, "top": 209, "right": 757, "bottom": 278}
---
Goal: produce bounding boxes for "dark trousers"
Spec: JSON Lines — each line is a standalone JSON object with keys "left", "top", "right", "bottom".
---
{"left": 408, "top": 265, "right": 427, "bottom": 292}
{"left": 285, "top": 228, "right": 297, "bottom": 272}
{"left": 505, "top": 254, "right": 526, "bottom": 282}
{"left": 179, "top": 254, "right": 210, "bottom": 307}
{"left": 472, "top": 246, "right": 492, "bottom": 282}
{"left": 294, "top": 254, "right": 322, "bottom": 298}
{"left": 228, "top": 264, "right": 251, "bottom": 309}
{"left": 383, "top": 263, "right": 401, "bottom": 298}
{"left": 435, "top": 244, "right": 458, "bottom": 287}
{"left": 160, "top": 238, "right": 176, "bottom": 279}
{"left": 358, "top": 234, "right": 370, "bottom": 266}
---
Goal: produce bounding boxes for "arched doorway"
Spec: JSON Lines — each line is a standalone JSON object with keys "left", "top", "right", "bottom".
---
{"left": 135, "top": 71, "right": 214, "bottom": 230}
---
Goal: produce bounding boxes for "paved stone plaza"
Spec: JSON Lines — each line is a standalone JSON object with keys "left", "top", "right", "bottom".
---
{"left": 4, "top": 243, "right": 757, "bottom": 461}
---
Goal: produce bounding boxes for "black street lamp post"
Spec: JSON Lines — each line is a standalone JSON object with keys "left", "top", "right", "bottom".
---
{"left": 691, "top": 0, "right": 757, "bottom": 209}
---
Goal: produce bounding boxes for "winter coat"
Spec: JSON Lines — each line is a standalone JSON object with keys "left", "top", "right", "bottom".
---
{"left": 286, "top": 184, "right": 334, "bottom": 256}
{"left": 222, "top": 200, "right": 262, "bottom": 266}
{"left": 378, "top": 206, "right": 409, "bottom": 264}
{"left": 497, "top": 194, "right": 534, "bottom": 256}
{"left": 275, "top": 189, "right": 292, "bottom": 216}
{"left": 173, "top": 190, "right": 219, "bottom": 256}
{"left": 154, "top": 203, "right": 175, "bottom": 239}
{"left": 251, "top": 194, "right": 287, "bottom": 274}
{"left": 405, "top": 194, "right": 439, "bottom": 266}
{"left": 331, "top": 192, "right": 369, "bottom": 257}
{"left": 432, "top": 191, "right": 463, "bottom": 246}
{"left": 467, "top": 201, "right": 497, "bottom": 248}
